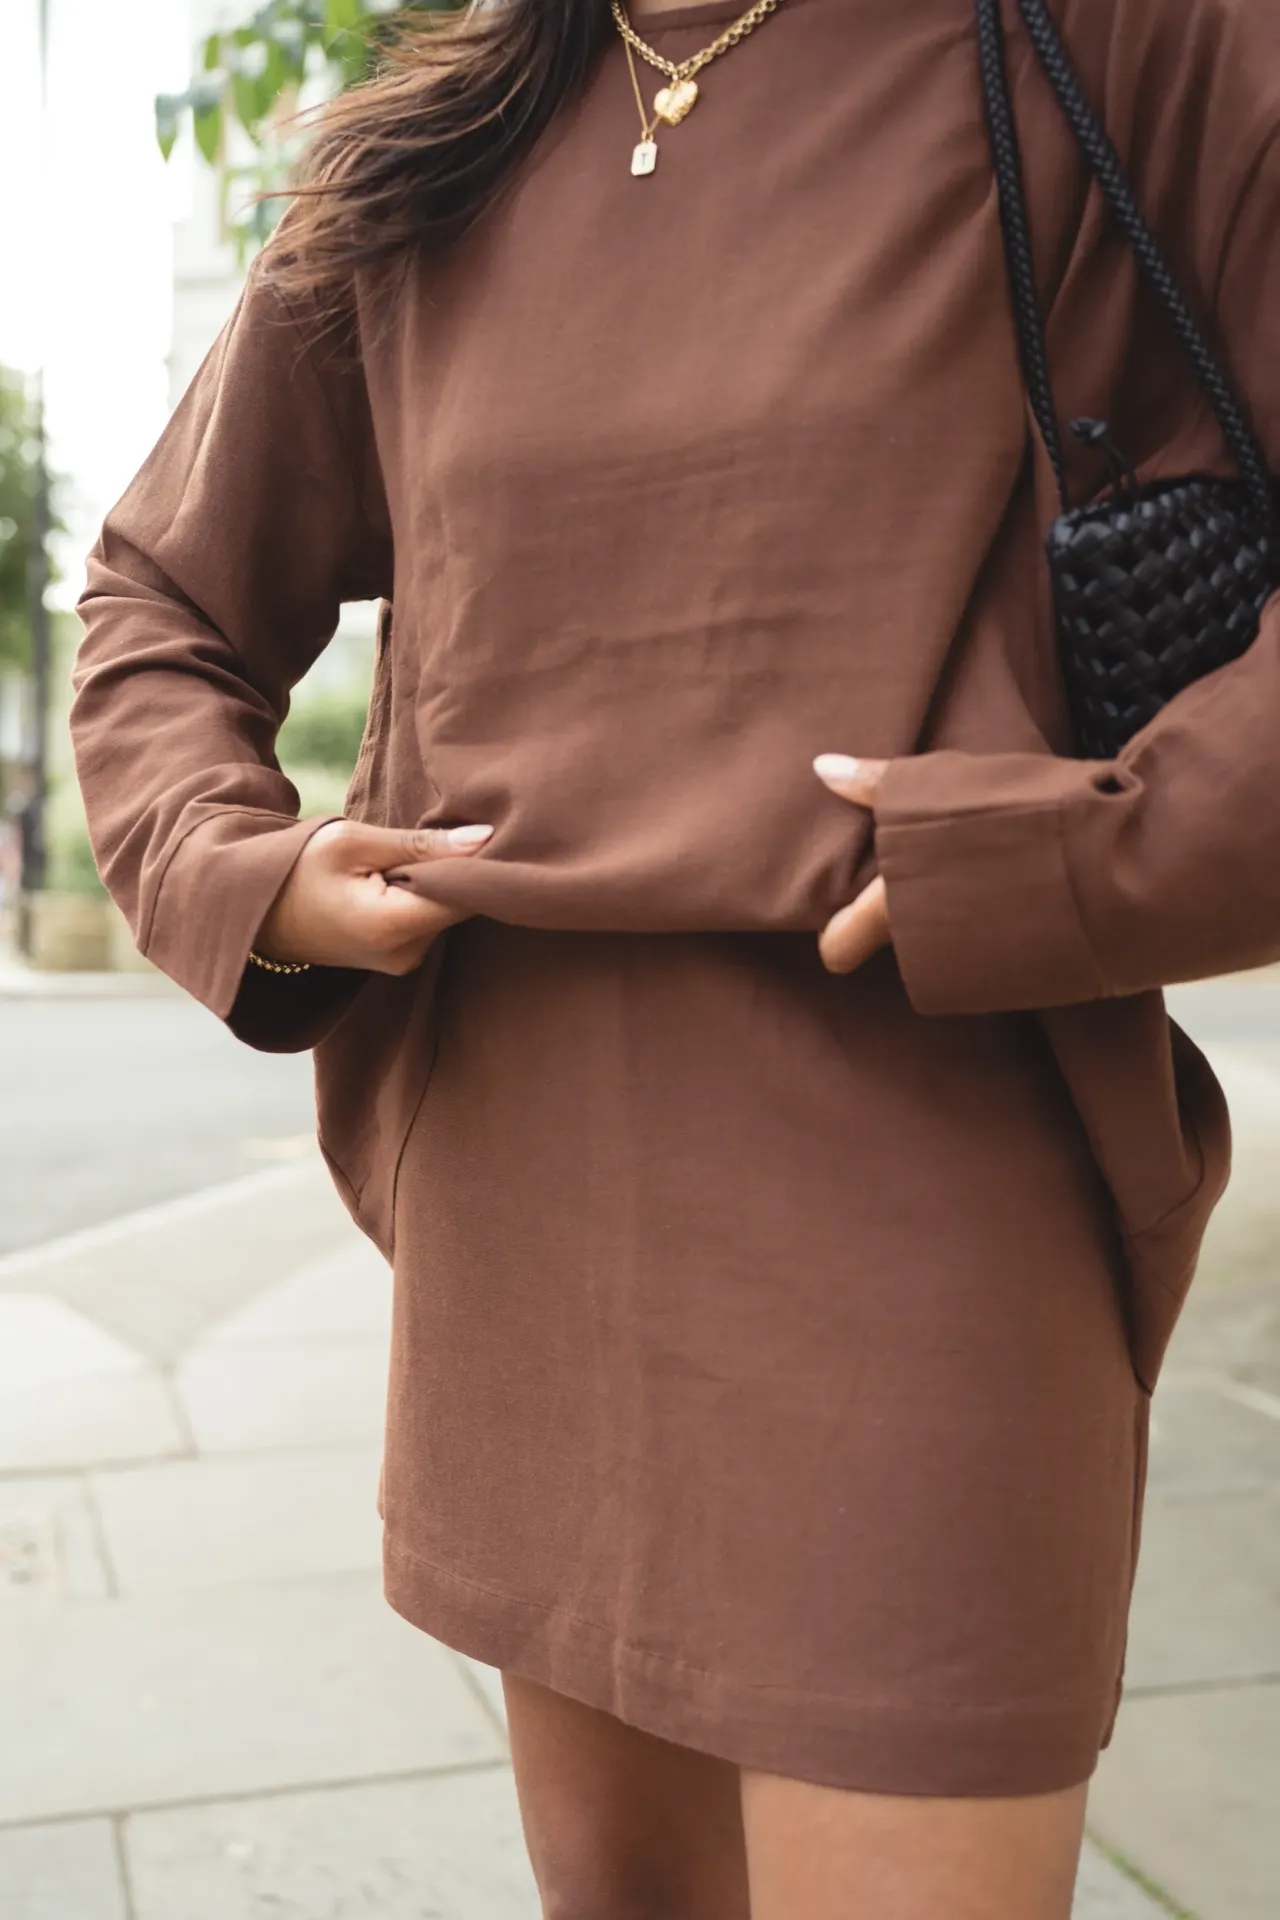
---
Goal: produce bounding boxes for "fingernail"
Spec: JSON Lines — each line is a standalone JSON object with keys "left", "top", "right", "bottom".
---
{"left": 814, "top": 754, "right": 861, "bottom": 782}
{"left": 447, "top": 824, "right": 494, "bottom": 850}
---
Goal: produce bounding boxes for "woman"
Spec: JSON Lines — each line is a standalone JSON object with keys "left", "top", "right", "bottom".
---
{"left": 72, "top": 0, "right": 1279, "bottom": 1912}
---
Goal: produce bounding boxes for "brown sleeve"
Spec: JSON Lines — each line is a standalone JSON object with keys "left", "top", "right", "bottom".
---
{"left": 878, "top": 35, "right": 1280, "bottom": 1018}
{"left": 71, "top": 256, "right": 392, "bottom": 1049}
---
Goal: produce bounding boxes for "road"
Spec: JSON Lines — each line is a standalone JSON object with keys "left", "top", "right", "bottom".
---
{"left": 0, "top": 992, "right": 315, "bottom": 1256}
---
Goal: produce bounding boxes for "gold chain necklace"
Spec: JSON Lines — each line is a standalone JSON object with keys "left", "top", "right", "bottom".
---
{"left": 611, "top": 0, "right": 785, "bottom": 177}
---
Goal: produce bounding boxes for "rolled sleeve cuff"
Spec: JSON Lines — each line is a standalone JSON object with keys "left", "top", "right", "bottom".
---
{"left": 142, "top": 807, "right": 364, "bottom": 1049}
{"left": 875, "top": 752, "right": 1110, "bottom": 1017}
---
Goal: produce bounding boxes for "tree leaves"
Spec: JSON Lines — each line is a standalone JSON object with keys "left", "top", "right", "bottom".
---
{"left": 155, "top": 2, "right": 466, "bottom": 160}
{"left": 154, "top": 94, "right": 184, "bottom": 162}
{"left": 191, "top": 80, "right": 226, "bottom": 164}
{"left": 152, "top": 0, "right": 467, "bottom": 260}
{"left": 324, "top": 0, "right": 365, "bottom": 35}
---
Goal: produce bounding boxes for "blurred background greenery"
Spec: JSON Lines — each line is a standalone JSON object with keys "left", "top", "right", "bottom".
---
{"left": 157, "top": 0, "right": 467, "bottom": 254}
{"left": 0, "top": 367, "right": 61, "bottom": 676}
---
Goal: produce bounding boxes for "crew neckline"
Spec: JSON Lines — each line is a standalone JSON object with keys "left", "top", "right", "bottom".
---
{"left": 626, "top": 1, "right": 767, "bottom": 30}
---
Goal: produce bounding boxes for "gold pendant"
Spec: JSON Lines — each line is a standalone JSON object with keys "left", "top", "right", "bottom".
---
{"left": 654, "top": 78, "right": 699, "bottom": 125}
{"left": 631, "top": 137, "right": 658, "bottom": 176}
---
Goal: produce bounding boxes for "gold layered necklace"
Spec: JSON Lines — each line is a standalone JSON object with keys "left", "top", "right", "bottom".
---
{"left": 611, "top": 0, "right": 786, "bottom": 176}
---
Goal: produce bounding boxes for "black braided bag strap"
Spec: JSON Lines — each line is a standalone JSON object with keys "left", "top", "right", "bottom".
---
{"left": 975, "top": 0, "right": 1070, "bottom": 499}
{"left": 976, "top": 0, "right": 1274, "bottom": 531}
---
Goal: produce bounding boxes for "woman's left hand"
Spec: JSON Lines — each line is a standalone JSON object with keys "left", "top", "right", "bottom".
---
{"left": 813, "top": 754, "right": 893, "bottom": 975}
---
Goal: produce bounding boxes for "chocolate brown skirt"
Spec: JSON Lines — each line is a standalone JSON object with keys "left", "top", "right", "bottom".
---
{"left": 381, "top": 924, "right": 1148, "bottom": 1798}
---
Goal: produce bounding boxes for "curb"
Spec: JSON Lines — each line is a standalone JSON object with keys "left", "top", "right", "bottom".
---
{"left": 0, "top": 1160, "right": 326, "bottom": 1285}
{"left": 0, "top": 1157, "right": 355, "bottom": 1363}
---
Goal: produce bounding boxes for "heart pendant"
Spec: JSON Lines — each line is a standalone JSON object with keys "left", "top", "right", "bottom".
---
{"left": 654, "top": 78, "right": 699, "bottom": 125}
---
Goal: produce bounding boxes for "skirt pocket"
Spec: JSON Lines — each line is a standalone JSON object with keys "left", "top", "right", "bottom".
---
{"left": 314, "top": 942, "right": 448, "bottom": 1262}
{"left": 1123, "top": 1172, "right": 1219, "bottom": 1394}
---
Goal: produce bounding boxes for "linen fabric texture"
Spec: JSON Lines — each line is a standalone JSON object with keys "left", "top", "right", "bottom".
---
{"left": 72, "top": 0, "right": 1280, "bottom": 1794}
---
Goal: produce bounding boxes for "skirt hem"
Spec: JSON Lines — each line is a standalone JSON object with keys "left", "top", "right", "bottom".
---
{"left": 384, "top": 1531, "right": 1112, "bottom": 1799}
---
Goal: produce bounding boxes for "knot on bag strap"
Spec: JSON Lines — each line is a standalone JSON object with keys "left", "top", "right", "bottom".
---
{"left": 1069, "top": 417, "right": 1139, "bottom": 496}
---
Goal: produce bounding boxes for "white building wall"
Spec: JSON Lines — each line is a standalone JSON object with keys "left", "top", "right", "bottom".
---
{"left": 169, "top": 1, "right": 248, "bottom": 407}
{"left": 169, "top": 162, "right": 244, "bottom": 405}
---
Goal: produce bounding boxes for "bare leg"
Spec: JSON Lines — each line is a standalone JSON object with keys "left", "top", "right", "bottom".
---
{"left": 502, "top": 1672, "right": 752, "bottom": 1920}
{"left": 741, "top": 1768, "right": 1089, "bottom": 1920}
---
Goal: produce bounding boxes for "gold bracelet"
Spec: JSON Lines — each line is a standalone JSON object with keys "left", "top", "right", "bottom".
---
{"left": 247, "top": 949, "right": 312, "bottom": 976}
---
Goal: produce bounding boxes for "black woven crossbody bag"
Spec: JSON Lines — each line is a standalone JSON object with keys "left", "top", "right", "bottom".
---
{"left": 976, "top": 0, "right": 1278, "bottom": 760}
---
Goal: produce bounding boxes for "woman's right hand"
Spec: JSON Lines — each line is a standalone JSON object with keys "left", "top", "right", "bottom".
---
{"left": 254, "top": 818, "right": 494, "bottom": 976}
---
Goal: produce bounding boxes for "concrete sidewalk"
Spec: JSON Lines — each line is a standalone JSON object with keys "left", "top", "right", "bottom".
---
{"left": 1084, "top": 1040, "right": 1280, "bottom": 1920}
{"left": 1, "top": 1042, "right": 1278, "bottom": 1916}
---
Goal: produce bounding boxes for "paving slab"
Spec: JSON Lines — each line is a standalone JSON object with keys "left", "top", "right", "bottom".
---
{"left": 1166, "top": 1278, "right": 1280, "bottom": 1386}
{"left": 1075, "top": 1839, "right": 1173, "bottom": 1918}
{"left": 0, "top": 1297, "right": 184, "bottom": 1474}
{"left": 0, "top": 1818, "right": 128, "bottom": 1920}
{"left": 457, "top": 1654, "right": 509, "bottom": 1733}
{"left": 93, "top": 1446, "right": 383, "bottom": 1593}
{"left": 0, "top": 1365, "right": 185, "bottom": 1475}
{"left": 0, "top": 1572, "right": 504, "bottom": 1823}
{"left": 1147, "top": 1381, "right": 1280, "bottom": 1497}
{"left": 125, "top": 1768, "right": 538, "bottom": 1920}
{"left": 1183, "top": 1047, "right": 1280, "bottom": 1297}
{"left": 1237, "top": 1356, "right": 1280, "bottom": 1402}
{"left": 0, "top": 1293, "right": 147, "bottom": 1396}
{"left": 204, "top": 1242, "right": 392, "bottom": 1347}
{"left": 174, "top": 1336, "right": 389, "bottom": 1453}
{"left": 1091, "top": 1681, "right": 1280, "bottom": 1920}
{"left": 0, "top": 1162, "right": 359, "bottom": 1363}
{"left": 0, "top": 1475, "right": 111, "bottom": 1601}
{"left": 1126, "top": 1487, "right": 1280, "bottom": 1692}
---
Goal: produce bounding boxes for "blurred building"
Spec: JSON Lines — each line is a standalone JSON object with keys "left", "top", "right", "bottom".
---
{"left": 169, "top": 15, "right": 243, "bottom": 408}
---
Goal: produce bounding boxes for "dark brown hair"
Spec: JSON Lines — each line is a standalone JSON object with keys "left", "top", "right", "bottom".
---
{"left": 267, "top": 1, "right": 609, "bottom": 308}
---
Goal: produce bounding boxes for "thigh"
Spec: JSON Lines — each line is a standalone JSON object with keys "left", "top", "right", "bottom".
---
{"left": 502, "top": 1672, "right": 751, "bottom": 1920}
{"left": 740, "top": 1768, "right": 1088, "bottom": 1920}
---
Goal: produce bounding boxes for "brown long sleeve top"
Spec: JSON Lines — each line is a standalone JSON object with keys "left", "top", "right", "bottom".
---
{"left": 73, "top": 0, "right": 1280, "bottom": 1388}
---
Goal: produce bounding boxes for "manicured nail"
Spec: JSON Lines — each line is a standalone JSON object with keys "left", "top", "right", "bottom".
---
{"left": 814, "top": 754, "right": 861, "bottom": 782}
{"left": 447, "top": 824, "right": 494, "bottom": 849}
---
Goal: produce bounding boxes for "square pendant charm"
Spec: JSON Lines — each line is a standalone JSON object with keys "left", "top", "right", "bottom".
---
{"left": 631, "top": 139, "right": 658, "bottom": 177}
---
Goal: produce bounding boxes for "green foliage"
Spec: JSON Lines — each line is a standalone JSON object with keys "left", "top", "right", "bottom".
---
{"left": 287, "top": 761, "right": 361, "bottom": 820}
{"left": 156, "top": 1, "right": 468, "bottom": 252}
{"left": 47, "top": 819, "right": 108, "bottom": 897}
{"left": 277, "top": 685, "right": 371, "bottom": 776}
{"left": 0, "top": 368, "right": 62, "bottom": 673}
{"left": 45, "top": 775, "right": 108, "bottom": 897}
